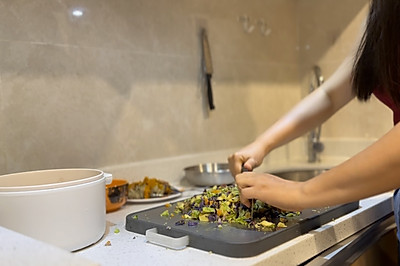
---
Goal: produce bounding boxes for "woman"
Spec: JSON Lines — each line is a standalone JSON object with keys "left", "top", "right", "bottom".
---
{"left": 228, "top": 0, "right": 400, "bottom": 241}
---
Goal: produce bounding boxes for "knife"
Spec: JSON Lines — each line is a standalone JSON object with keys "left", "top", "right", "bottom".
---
{"left": 201, "top": 28, "right": 215, "bottom": 110}
{"left": 241, "top": 165, "right": 254, "bottom": 220}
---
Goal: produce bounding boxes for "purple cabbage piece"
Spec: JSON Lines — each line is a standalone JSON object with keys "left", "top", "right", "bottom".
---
{"left": 188, "top": 221, "right": 198, "bottom": 226}
{"left": 208, "top": 214, "right": 217, "bottom": 222}
{"left": 175, "top": 220, "right": 185, "bottom": 226}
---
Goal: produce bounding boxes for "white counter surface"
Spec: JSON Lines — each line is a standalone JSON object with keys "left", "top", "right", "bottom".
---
{"left": 1, "top": 144, "right": 394, "bottom": 265}
{"left": 75, "top": 191, "right": 394, "bottom": 266}
{"left": 0, "top": 190, "right": 393, "bottom": 266}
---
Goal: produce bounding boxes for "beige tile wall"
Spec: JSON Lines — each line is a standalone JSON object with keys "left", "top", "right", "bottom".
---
{"left": 0, "top": 0, "right": 389, "bottom": 175}
{"left": 297, "top": 0, "right": 392, "bottom": 138}
{"left": 0, "top": 0, "right": 300, "bottom": 174}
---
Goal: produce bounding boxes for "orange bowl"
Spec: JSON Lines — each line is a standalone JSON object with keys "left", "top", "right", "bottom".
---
{"left": 106, "top": 179, "right": 128, "bottom": 212}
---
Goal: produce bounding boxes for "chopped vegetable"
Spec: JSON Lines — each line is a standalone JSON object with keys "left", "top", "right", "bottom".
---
{"left": 114, "top": 228, "right": 120, "bottom": 234}
{"left": 167, "top": 184, "right": 299, "bottom": 231}
{"left": 277, "top": 222, "right": 287, "bottom": 228}
{"left": 161, "top": 210, "right": 170, "bottom": 217}
{"left": 175, "top": 220, "right": 185, "bottom": 226}
{"left": 255, "top": 221, "right": 275, "bottom": 231}
{"left": 286, "top": 212, "right": 300, "bottom": 217}
{"left": 187, "top": 220, "right": 198, "bottom": 226}
{"left": 199, "top": 214, "right": 209, "bottom": 222}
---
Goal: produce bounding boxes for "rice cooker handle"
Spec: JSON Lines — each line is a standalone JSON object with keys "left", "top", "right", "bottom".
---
{"left": 104, "top": 172, "right": 113, "bottom": 185}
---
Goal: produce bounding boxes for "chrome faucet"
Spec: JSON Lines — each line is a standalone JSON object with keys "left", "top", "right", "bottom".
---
{"left": 308, "top": 66, "right": 325, "bottom": 163}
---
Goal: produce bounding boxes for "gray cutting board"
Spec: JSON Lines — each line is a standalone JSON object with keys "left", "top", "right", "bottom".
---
{"left": 125, "top": 201, "right": 359, "bottom": 257}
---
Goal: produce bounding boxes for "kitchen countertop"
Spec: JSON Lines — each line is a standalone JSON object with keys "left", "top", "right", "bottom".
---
{"left": 75, "top": 190, "right": 394, "bottom": 266}
{"left": 1, "top": 143, "right": 394, "bottom": 265}
{"left": 1, "top": 190, "right": 393, "bottom": 266}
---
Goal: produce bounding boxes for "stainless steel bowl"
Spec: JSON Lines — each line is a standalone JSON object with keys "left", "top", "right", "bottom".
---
{"left": 184, "top": 163, "right": 234, "bottom": 186}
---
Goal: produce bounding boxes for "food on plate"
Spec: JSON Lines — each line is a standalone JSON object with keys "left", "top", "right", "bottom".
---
{"left": 166, "top": 184, "right": 299, "bottom": 231}
{"left": 128, "top": 177, "right": 174, "bottom": 199}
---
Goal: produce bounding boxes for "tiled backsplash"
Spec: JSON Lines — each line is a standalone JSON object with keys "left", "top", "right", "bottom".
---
{"left": 0, "top": 0, "right": 391, "bottom": 176}
{"left": 297, "top": 1, "right": 392, "bottom": 139}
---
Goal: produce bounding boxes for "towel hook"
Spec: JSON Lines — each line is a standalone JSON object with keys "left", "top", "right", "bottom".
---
{"left": 238, "top": 15, "right": 255, "bottom": 34}
{"left": 258, "top": 19, "right": 271, "bottom": 36}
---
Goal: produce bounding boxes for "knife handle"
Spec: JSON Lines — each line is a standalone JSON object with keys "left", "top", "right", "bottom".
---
{"left": 206, "top": 75, "right": 215, "bottom": 110}
{"left": 241, "top": 164, "right": 251, "bottom": 173}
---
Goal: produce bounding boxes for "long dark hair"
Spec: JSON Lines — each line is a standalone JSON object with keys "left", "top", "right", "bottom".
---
{"left": 352, "top": 0, "right": 400, "bottom": 106}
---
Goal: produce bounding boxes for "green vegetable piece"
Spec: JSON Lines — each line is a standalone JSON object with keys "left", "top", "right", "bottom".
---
{"left": 176, "top": 202, "right": 185, "bottom": 210}
{"left": 190, "top": 210, "right": 200, "bottom": 219}
{"left": 202, "top": 207, "right": 215, "bottom": 213}
{"left": 114, "top": 228, "right": 120, "bottom": 234}
{"left": 277, "top": 222, "right": 287, "bottom": 228}
{"left": 217, "top": 194, "right": 227, "bottom": 201}
{"left": 220, "top": 201, "right": 231, "bottom": 212}
{"left": 161, "top": 210, "right": 170, "bottom": 217}
{"left": 199, "top": 214, "right": 209, "bottom": 222}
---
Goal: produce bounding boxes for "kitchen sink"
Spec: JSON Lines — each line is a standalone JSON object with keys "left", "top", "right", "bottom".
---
{"left": 270, "top": 168, "right": 328, "bottom": 182}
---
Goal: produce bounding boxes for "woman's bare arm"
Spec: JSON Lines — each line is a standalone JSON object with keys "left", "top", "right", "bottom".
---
{"left": 229, "top": 56, "right": 355, "bottom": 176}
{"left": 236, "top": 122, "right": 400, "bottom": 210}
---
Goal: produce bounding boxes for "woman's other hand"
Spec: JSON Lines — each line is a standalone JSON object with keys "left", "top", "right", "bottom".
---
{"left": 236, "top": 171, "right": 303, "bottom": 211}
{"left": 228, "top": 141, "right": 267, "bottom": 177}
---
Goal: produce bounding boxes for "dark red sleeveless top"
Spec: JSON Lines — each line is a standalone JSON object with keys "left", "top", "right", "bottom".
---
{"left": 373, "top": 88, "right": 400, "bottom": 125}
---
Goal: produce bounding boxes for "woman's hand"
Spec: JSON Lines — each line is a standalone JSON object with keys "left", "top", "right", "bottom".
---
{"left": 228, "top": 141, "right": 267, "bottom": 177}
{"left": 235, "top": 171, "right": 304, "bottom": 211}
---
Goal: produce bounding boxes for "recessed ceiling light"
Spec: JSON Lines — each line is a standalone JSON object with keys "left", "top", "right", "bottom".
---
{"left": 72, "top": 8, "right": 84, "bottom": 17}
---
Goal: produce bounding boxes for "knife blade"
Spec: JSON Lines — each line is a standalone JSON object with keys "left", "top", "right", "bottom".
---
{"left": 241, "top": 165, "right": 254, "bottom": 220}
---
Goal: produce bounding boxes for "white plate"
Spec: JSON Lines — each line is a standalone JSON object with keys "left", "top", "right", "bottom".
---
{"left": 127, "top": 189, "right": 182, "bottom": 203}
